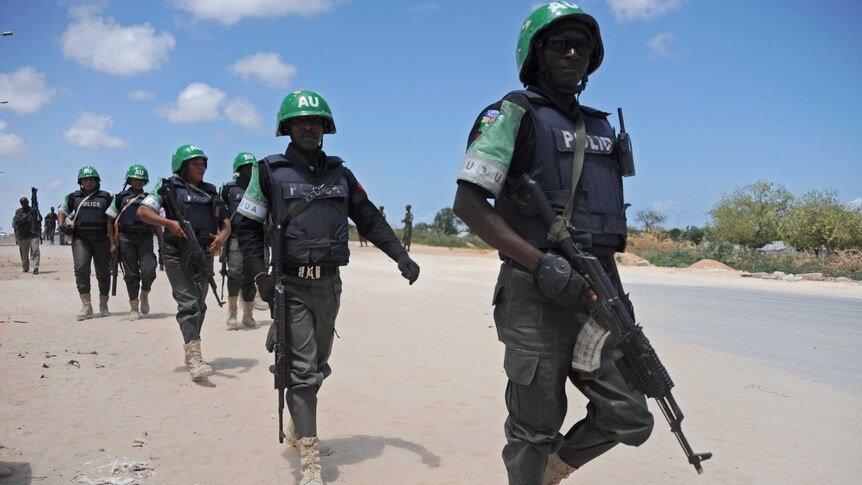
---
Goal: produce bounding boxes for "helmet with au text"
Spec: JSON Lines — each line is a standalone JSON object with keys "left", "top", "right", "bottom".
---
{"left": 125, "top": 164, "right": 149, "bottom": 183}
{"left": 276, "top": 89, "right": 336, "bottom": 136}
{"left": 516, "top": 2, "right": 604, "bottom": 85}
{"left": 233, "top": 152, "right": 257, "bottom": 172}
{"left": 77, "top": 165, "right": 101, "bottom": 182}
{"left": 171, "top": 144, "right": 208, "bottom": 174}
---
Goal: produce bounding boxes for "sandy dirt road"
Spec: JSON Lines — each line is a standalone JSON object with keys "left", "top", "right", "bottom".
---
{"left": 1, "top": 243, "right": 861, "bottom": 484}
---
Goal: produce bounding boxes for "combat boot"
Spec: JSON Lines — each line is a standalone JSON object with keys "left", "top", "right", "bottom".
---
{"left": 543, "top": 453, "right": 576, "bottom": 485}
{"left": 226, "top": 296, "right": 238, "bottom": 330}
{"left": 254, "top": 292, "right": 268, "bottom": 311}
{"left": 298, "top": 436, "right": 324, "bottom": 485}
{"left": 128, "top": 299, "right": 140, "bottom": 321}
{"left": 76, "top": 293, "right": 93, "bottom": 321}
{"left": 98, "top": 295, "right": 110, "bottom": 317}
{"left": 184, "top": 340, "right": 213, "bottom": 381}
{"left": 241, "top": 300, "right": 259, "bottom": 328}
{"left": 140, "top": 290, "right": 150, "bottom": 315}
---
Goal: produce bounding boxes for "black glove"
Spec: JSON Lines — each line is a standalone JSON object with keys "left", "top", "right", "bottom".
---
{"left": 265, "top": 323, "right": 277, "bottom": 353}
{"left": 533, "top": 253, "right": 588, "bottom": 306}
{"left": 59, "top": 224, "right": 74, "bottom": 236}
{"left": 255, "top": 273, "right": 274, "bottom": 305}
{"left": 396, "top": 254, "right": 420, "bottom": 285}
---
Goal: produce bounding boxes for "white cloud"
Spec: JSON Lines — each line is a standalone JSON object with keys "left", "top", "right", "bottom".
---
{"left": 606, "top": 0, "right": 683, "bottom": 22}
{"left": 156, "top": 83, "right": 226, "bottom": 124}
{"left": 224, "top": 97, "right": 264, "bottom": 131}
{"left": 128, "top": 90, "right": 155, "bottom": 101}
{"left": 850, "top": 198, "right": 862, "bottom": 209}
{"left": 0, "top": 120, "right": 26, "bottom": 157}
{"left": 648, "top": 32, "right": 675, "bottom": 58}
{"left": 229, "top": 52, "right": 297, "bottom": 89}
{"left": 47, "top": 179, "right": 66, "bottom": 190}
{"left": 60, "top": 6, "right": 175, "bottom": 76}
{"left": 409, "top": 3, "right": 440, "bottom": 11}
{"left": 63, "top": 112, "right": 126, "bottom": 150}
{"left": 0, "top": 66, "right": 56, "bottom": 115}
{"left": 172, "top": 0, "right": 334, "bottom": 26}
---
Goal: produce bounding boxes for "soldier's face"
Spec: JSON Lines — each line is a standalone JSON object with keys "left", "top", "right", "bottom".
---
{"left": 185, "top": 157, "right": 207, "bottom": 184}
{"left": 80, "top": 177, "right": 98, "bottom": 191}
{"left": 289, "top": 116, "right": 324, "bottom": 153}
{"left": 130, "top": 179, "right": 146, "bottom": 190}
{"left": 238, "top": 165, "right": 253, "bottom": 180}
{"left": 537, "top": 24, "right": 595, "bottom": 93}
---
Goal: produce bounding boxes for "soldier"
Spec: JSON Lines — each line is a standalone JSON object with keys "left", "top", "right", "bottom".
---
{"left": 58, "top": 166, "right": 114, "bottom": 319}
{"left": 106, "top": 164, "right": 159, "bottom": 320}
{"left": 236, "top": 89, "right": 420, "bottom": 485}
{"left": 44, "top": 207, "right": 58, "bottom": 244}
{"left": 137, "top": 145, "right": 230, "bottom": 382}
{"left": 12, "top": 197, "right": 40, "bottom": 274}
{"left": 401, "top": 204, "right": 414, "bottom": 252}
{"left": 453, "top": 4, "right": 653, "bottom": 484}
{"left": 220, "top": 152, "right": 260, "bottom": 330}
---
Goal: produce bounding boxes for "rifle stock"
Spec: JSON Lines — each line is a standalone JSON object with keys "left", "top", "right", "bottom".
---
{"left": 157, "top": 178, "right": 224, "bottom": 307}
{"left": 505, "top": 174, "right": 712, "bottom": 474}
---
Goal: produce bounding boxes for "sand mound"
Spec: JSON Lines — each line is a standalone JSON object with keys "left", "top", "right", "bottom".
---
{"left": 689, "top": 258, "right": 735, "bottom": 271}
{"left": 615, "top": 252, "right": 648, "bottom": 266}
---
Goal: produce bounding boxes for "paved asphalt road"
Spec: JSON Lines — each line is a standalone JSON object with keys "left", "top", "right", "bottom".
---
{"left": 626, "top": 280, "right": 862, "bottom": 395}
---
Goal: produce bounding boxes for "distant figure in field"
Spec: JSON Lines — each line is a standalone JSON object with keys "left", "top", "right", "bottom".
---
{"left": 401, "top": 204, "right": 413, "bottom": 252}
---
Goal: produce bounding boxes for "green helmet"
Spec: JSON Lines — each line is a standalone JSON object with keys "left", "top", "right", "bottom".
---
{"left": 125, "top": 164, "right": 149, "bottom": 183}
{"left": 77, "top": 165, "right": 100, "bottom": 182}
{"left": 276, "top": 89, "right": 336, "bottom": 136}
{"left": 171, "top": 144, "right": 208, "bottom": 174}
{"left": 516, "top": 2, "right": 604, "bottom": 86}
{"left": 233, "top": 152, "right": 257, "bottom": 172}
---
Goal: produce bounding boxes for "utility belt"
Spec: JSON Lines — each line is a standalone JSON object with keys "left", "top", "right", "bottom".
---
{"left": 283, "top": 265, "right": 338, "bottom": 280}
{"left": 501, "top": 257, "right": 531, "bottom": 273}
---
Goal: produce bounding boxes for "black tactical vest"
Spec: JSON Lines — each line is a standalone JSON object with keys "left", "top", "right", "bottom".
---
{"left": 222, "top": 181, "right": 246, "bottom": 239}
{"left": 495, "top": 90, "right": 628, "bottom": 256}
{"left": 115, "top": 189, "right": 150, "bottom": 236}
{"left": 163, "top": 177, "right": 219, "bottom": 246}
{"left": 68, "top": 190, "right": 112, "bottom": 238}
{"left": 263, "top": 154, "right": 351, "bottom": 266}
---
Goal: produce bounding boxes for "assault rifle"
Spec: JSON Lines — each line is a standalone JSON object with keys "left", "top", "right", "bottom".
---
{"left": 110, "top": 246, "right": 121, "bottom": 296}
{"left": 262, "top": 162, "right": 289, "bottom": 443}
{"left": 110, "top": 221, "right": 122, "bottom": 296}
{"left": 506, "top": 174, "right": 712, "bottom": 474}
{"left": 30, "top": 187, "right": 41, "bottom": 239}
{"left": 219, "top": 249, "right": 228, "bottom": 300}
{"left": 157, "top": 178, "right": 224, "bottom": 307}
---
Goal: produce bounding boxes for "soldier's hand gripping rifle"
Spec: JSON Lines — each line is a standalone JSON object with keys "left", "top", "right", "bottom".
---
{"left": 506, "top": 174, "right": 712, "bottom": 474}
{"left": 157, "top": 178, "right": 224, "bottom": 307}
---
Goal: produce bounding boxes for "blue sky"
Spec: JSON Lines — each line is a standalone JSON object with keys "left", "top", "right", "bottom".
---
{"left": 1, "top": 0, "right": 861, "bottom": 231}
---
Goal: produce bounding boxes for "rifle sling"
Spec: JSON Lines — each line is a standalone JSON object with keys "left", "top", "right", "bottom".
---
{"left": 281, "top": 165, "right": 344, "bottom": 225}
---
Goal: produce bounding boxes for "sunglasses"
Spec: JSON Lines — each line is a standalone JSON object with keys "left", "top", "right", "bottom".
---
{"left": 540, "top": 34, "right": 595, "bottom": 55}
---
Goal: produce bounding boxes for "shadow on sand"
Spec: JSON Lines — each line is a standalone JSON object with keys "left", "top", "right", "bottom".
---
{"left": 0, "top": 461, "right": 34, "bottom": 484}
{"left": 281, "top": 434, "right": 441, "bottom": 483}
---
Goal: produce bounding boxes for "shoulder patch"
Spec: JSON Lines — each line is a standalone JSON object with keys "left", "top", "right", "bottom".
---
{"left": 473, "top": 109, "right": 501, "bottom": 142}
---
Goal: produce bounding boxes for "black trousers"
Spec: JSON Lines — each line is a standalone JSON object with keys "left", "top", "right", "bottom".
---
{"left": 72, "top": 235, "right": 111, "bottom": 295}
{"left": 494, "top": 263, "right": 654, "bottom": 485}
{"left": 118, "top": 233, "right": 157, "bottom": 300}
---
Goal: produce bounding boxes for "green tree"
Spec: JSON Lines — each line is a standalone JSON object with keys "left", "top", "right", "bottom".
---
{"left": 781, "top": 189, "right": 862, "bottom": 254}
{"left": 708, "top": 180, "right": 794, "bottom": 248}
{"left": 635, "top": 209, "right": 667, "bottom": 232}
{"left": 432, "top": 207, "right": 463, "bottom": 235}
{"left": 680, "top": 225, "right": 706, "bottom": 245}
